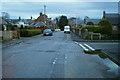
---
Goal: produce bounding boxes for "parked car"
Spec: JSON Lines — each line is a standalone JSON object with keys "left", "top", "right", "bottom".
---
{"left": 55, "top": 29, "right": 61, "bottom": 32}
{"left": 43, "top": 29, "right": 53, "bottom": 36}
{"left": 64, "top": 26, "right": 70, "bottom": 33}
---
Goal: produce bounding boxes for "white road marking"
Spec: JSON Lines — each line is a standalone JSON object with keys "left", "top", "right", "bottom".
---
{"left": 75, "top": 42, "right": 79, "bottom": 44}
{"left": 75, "top": 42, "right": 88, "bottom": 51}
{"left": 52, "top": 62, "right": 56, "bottom": 65}
{"left": 84, "top": 43, "right": 95, "bottom": 51}
{"left": 52, "top": 58, "right": 58, "bottom": 65}
{"left": 65, "top": 57, "right": 67, "bottom": 59}
{"left": 79, "top": 44, "right": 89, "bottom": 51}
{"left": 65, "top": 54, "right": 67, "bottom": 59}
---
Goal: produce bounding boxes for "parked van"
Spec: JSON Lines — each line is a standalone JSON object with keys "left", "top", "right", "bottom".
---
{"left": 64, "top": 26, "right": 70, "bottom": 33}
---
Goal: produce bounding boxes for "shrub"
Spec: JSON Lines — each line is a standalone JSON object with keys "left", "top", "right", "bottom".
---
{"left": 20, "top": 25, "right": 24, "bottom": 29}
{"left": 20, "top": 29, "right": 42, "bottom": 37}
{"left": 7, "top": 24, "right": 16, "bottom": 30}
{"left": 82, "top": 25, "right": 101, "bottom": 32}
{"left": 98, "top": 19, "right": 112, "bottom": 34}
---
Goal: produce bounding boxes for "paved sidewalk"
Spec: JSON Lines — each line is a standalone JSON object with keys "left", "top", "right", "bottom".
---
{"left": 70, "top": 32, "right": 120, "bottom": 66}
{"left": 2, "top": 34, "right": 43, "bottom": 48}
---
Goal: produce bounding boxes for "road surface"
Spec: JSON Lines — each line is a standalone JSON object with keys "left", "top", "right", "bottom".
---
{"left": 2, "top": 31, "right": 119, "bottom": 78}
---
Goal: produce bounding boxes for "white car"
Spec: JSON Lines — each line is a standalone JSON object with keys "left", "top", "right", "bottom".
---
{"left": 64, "top": 26, "right": 70, "bottom": 33}
{"left": 55, "top": 29, "right": 61, "bottom": 31}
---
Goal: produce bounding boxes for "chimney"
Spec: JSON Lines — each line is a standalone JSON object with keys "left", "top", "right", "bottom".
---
{"left": 31, "top": 16, "right": 32, "bottom": 20}
{"left": 40, "top": 12, "right": 42, "bottom": 16}
{"left": 103, "top": 11, "right": 106, "bottom": 19}
{"left": 19, "top": 16, "right": 21, "bottom": 20}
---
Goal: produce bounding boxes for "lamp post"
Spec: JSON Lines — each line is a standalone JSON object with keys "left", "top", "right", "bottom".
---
{"left": 73, "top": 13, "right": 77, "bottom": 28}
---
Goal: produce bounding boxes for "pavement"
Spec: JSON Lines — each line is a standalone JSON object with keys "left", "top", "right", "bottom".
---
{"left": 70, "top": 32, "right": 120, "bottom": 66}
{"left": 2, "top": 34, "right": 43, "bottom": 48}
{"left": 2, "top": 31, "right": 119, "bottom": 79}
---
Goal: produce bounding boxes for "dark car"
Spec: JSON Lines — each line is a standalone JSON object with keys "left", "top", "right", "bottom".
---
{"left": 43, "top": 29, "right": 53, "bottom": 36}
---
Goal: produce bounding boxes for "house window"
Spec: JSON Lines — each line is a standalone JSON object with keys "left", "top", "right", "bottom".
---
{"left": 112, "top": 26, "right": 117, "bottom": 30}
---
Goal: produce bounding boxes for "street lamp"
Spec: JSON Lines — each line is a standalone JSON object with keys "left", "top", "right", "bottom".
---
{"left": 73, "top": 13, "right": 77, "bottom": 28}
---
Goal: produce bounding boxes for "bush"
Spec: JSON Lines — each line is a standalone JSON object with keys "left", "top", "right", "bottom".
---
{"left": 98, "top": 19, "right": 112, "bottom": 34}
{"left": 7, "top": 25, "right": 16, "bottom": 30}
{"left": 82, "top": 25, "right": 101, "bottom": 32}
{"left": 20, "top": 29, "right": 42, "bottom": 37}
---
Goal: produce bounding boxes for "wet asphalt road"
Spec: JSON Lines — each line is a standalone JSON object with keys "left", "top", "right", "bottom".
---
{"left": 2, "top": 31, "right": 119, "bottom": 78}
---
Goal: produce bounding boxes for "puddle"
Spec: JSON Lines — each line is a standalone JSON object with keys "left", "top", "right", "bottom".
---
{"left": 84, "top": 51, "right": 107, "bottom": 59}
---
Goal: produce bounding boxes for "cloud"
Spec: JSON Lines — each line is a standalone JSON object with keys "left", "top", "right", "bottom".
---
{"left": 1, "top": 0, "right": 120, "bottom": 2}
{"left": 1, "top": 2, "right": 118, "bottom": 19}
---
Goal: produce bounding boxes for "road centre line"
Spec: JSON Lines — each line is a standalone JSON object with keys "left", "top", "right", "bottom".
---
{"left": 52, "top": 58, "right": 58, "bottom": 65}
{"left": 84, "top": 43, "right": 95, "bottom": 51}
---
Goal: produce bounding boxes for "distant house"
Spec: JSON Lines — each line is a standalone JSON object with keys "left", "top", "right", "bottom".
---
{"left": 30, "top": 12, "right": 52, "bottom": 28}
{"left": 85, "top": 19, "right": 101, "bottom": 25}
{"left": 68, "top": 17, "right": 85, "bottom": 29}
{"left": 84, "top": 16, "right": 101, "bottom": 25}
{"left": 103, "top": 11, "right": 120, "bottom": 33}
{"left": 34, "top": 22, "right": 46, "bottom": 27}
{"left": 34, "top": 12, "right": 47, "bottom": 25}
{"left": 5, "top": 16, "right": 34, "bottom": 28}
{"left": 14, "top": 19, "right": 34, "bottom": 27}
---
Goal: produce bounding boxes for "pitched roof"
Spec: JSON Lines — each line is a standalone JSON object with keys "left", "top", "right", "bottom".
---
{"left": 34, "top": 22, "right": 46, "bottom": 26}
{"left": 5, "top": 19, "right": 20, "bottom": 24}
{"left": 86, "top": 19, "right": 101, "bottom": 24}
{"left": 105, "top": 13, "right": 120, "bottom": 24}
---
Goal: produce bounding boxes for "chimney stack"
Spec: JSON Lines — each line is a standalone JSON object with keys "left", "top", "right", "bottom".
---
{"left": 103, "top": 11, "right": 106, "bottom": 19}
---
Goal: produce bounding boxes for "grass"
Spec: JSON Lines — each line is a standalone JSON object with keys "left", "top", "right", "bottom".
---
{"left": 84, "top": 50, "right": 107, "bottom": 59}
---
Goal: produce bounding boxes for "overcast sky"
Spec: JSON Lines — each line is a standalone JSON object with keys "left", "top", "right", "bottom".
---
{"left": 1, "top": 1, "right": 119, "bottom": 19}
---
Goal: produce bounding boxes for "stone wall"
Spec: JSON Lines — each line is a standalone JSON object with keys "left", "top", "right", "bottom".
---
{"left": 0, "top": 31, "right": 20, "bottom": 41}
{"left": 73, "top": 29, "right": 101, "bottom": 40}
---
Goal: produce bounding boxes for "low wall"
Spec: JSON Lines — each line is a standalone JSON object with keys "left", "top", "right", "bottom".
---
{"left": 74, "top": 29, "right": 101, "bottom": 40}
{"left": 1, "top": 31, "right": 20, "bottom": 41}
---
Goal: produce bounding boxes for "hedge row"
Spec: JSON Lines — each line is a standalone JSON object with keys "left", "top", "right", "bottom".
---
{"left": 20, "top": 29, "right": 42, "bottom": 37}
{"left": 82, "top": 25, "right": 101, "bottom": 33}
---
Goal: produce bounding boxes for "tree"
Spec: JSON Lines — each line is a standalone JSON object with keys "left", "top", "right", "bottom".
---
{"left": 2, "top": 12, "right": 10, "bottom": 19}
{"left": 58, "top": 15, "right": 68, "bottom": 31}
{"left": 98, "top": 19, "right": 112, "bottom": 34}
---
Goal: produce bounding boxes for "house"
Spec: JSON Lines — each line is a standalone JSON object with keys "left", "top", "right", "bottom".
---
{"left": 34, "top": 22, "right": 46, "bottom": 27}
{"left": 5, "top": 16, "right": 34, "bottom": 27}
{"left": 103, "top": 11, "right": 120, "bottom": 33}
{"left": 29, "top": 12, "right": 53, "bottom": 29}
{"left": 34, "top": 12, "right": 48, "bottom": 24}
{"left": 85, "top": 19, "right": 101, "bottom": 25}
{"left": 68, "top": 17, "right": 84, "bottom": 29}
{"left": 84, "top": 16, "right": 101, "bottom": 25}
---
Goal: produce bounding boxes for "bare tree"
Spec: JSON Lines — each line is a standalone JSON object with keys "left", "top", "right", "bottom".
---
{"left": 2, "top": 12, "right": 10, "bottom": 19}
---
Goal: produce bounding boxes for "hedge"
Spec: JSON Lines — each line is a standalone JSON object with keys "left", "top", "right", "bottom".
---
{"left": 20, "top": 29, "right": 42, "bottom": 37}
{"left": 82, "top": 25, "right": 101, "bottom": 33}
{"left": 98, "top": 19, "right": 112, "bottom": 34}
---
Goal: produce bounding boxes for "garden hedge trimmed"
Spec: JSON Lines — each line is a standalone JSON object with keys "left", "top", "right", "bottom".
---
{"left": 20, "top": 29, "right": 42, "bottom": 37}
